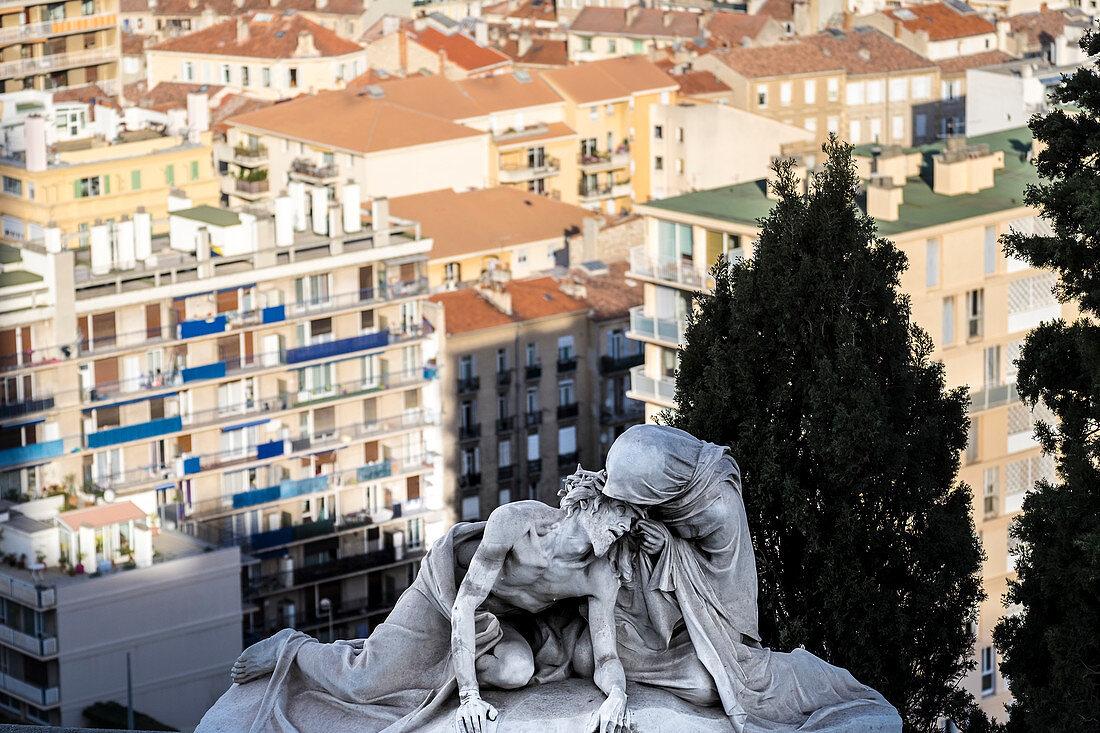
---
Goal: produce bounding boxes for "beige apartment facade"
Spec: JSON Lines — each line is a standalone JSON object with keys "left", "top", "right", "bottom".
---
{"left": 0, "top": 185, "right": 446, "bottom": 655}
{"left": 628, "top": 127, "right": 1064, "bottom": 723}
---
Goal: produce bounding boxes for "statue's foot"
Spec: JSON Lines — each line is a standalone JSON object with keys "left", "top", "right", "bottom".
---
{"left": 231, "top": 628, "right": 296, "bottom": 684}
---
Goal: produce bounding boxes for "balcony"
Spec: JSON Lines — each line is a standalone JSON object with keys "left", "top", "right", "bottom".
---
{"left": 498, "top": 156, "right": 561, "bottom": 184}
{"left": 556, "top": 356, "right": 577, "bottom": 373}
{"left": 629, "top": 245, "right": 715, "bottom": 292}
{"left": 0, "top": 672, "right": 58, "bottom": 708}
{"left": 525, "top": 364, "right": 542, "bottom": 380}
{"left": 557, "top": 451, "right": 579, "bottom": 468}
{"left": 0, "top": 626, "right": 58, "bottom": 658}
{"left": 244, "top": 513, "right": 375, "bottom": 553}
{"left": 230, "top": 144, "right": 268, "bottom": 167}
{"left": 86, "top": 415, "right": 183, "bottom": 449}
{"left": 459, "top": 472, "right": 482, "bottom": 491}
{"left": 599, "top": 353, "right": 644, "bottom": 374}
{"left": 0, "top": 395, "right": 54, "bottom": 421}
{"left": 969, "top": 382, "right": 1019, "bottom": 414}
{"left": 0, "top": 12, "right": 116, "bottom": 45}
{"left": 0, "top": 440, "right": 64, "bottom": 470}
{"left": 496, "top": 416, "right": 515, "bottom": 434}
{"left": 0, "top": 48, "right": 109, "bottom": 79}
{"left": 524, "top": 410, "right": 543, "bottom": 428}
{"left": 527, "top": 458, "right": 542, "bottom": 474}
{"left": 628, "top": 305, "right": 686, "bottom": 347}
{"left": 231, "top": 461, "right": 393, "bottom": 511}
{"left": 225, "top": 177, "right": 270, "bottom": 200}
{"left": 497, "top": 464, "right": 515, "bottom": 481}
{"left": 627, "top": 365, "right": 678, "bottom": 410}
{"left": 290, "top": 158, "right": 339, "bottom": 183}
{"left": 577, "top": 149, "right": 631, "bottom": 174}
{"left": 496, "top": 369, "right": 513, "bottom": 387}
{"left": 600, "top": 403, "right": 644, "bottom": 424}
{"left": 0, "top": 577, "right": 55, "bottom": 609}
{"left": 285, "top": 329, "right": 392, "bottom": 365}
{"left": 292, "top": 546, "right": 415, "bottom": 587}
{"left": 457, "top": 375, "right": 480, "bottom": 393}
{"left": 557, "top": 402, "right": 579, "bottom": 420}
{"left": 459, "top": 423, "right": 482, "bottom": 441}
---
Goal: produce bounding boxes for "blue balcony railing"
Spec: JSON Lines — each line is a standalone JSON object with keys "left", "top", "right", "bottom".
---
{"left": 358, "top": 460, "right": 393, "bottom": 483}
{"left": 182, "top": 362, "right": 227, "bottom": 383}
{"left": 0, "top": 397, "right": 54, "bottom": 421}
{"left": 0, "top": 440, "right": 64, "bottom": 469}
{"left": 86, "top": 416, "right": 183, "bottom": 449}
{"left": 179, "top": 315, "right": 227, "bottom": 340}
{"left": 261, "top": 305, "right": 286, "bottom": 324}
{"left": 286, "top": 330, "right": 390, "bottom": 365}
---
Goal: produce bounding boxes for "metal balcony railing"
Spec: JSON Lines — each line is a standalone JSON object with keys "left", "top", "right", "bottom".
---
{"left": 525, "top": 364, "right": 542, "bottom": 380}
{"left": 628, "top": 245, "right": 716, "bottom": 292}
{"left": 457, "top": 375, "right": 480, "bottom": 393}
{"left": 556, "top": 402, "right": 579, "bottom": 420}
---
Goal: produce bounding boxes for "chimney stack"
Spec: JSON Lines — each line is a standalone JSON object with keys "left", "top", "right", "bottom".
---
{"left": 625, "top": 5, "right": 640, "bottom": 25}
{"left": 866, "top": 176, "right": 903, "bottom": 221}
{"left": 24, "top": 114, "right": 47, "bottom": 173}
{"left": 236, "top": 15, "right": 249, "bottom": 42}
{"left": 371, "top": 197, "right": 390, "bottom": 248}
{"left": 893, "top": 20, "right": 903, "bottom": 38}
{"left": 474, "top": 19, "right": 488, "bottom": 46}
{"left": 186, "top": 93, "right": 209, "bottom": 144}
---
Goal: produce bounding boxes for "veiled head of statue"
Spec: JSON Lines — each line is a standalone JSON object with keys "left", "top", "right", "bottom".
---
{"left": 602, "top": 425, "right": 710, "bottom": 506}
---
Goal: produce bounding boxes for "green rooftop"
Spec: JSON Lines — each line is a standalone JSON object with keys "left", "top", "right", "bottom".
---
{"left": 172, "top": 205, "right": 241, "bottom": 228}
{"left": 643, "top": 127, "right": 1039, "bottom": 237}
{"left": 0, "top": 244, "right": 21, "bottom": 265}
{"left": 0, "top": 270, "right": 42, "bottom": 288}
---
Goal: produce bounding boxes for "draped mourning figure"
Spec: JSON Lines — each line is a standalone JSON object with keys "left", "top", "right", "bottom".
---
{"left": 197, "top": 425, "right": 900, "bottom": 733}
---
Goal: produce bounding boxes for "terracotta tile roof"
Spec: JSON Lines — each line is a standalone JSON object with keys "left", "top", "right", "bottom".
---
{"left": 483, "top": 0, "right": 557, "bottom": 22}
{"left": 497, "top": 37, "right": 568, "bottom": 67}
{"left": 1008, "top": 7, "right": 1090, "bottom": 47}
{"left": 705, "top": 12, "right": 773, "bottom": 47}
{"left": 120, "top": 0, "right": 148, "bottom": 12}
{"left": 803, "top": 29, "right": 937, "bottom": 75}
{"left": 225, "top": 89, "right": 485, "bottom": 152}
{"left": 539, "top": 56, "right": 677, "bottom": 104}
{"left": 362, "top": 72, "right": 564, "bottom": 121}
{"left": 390, "top": 187, "right": 593, "bottom": 261}
{"left": 147, "top": 0, "right": 368, "bottom": 17}
{"left": 882, "top": 3, "right": 995, "bottom": 40}
{"left": 359, "top": 16, "right": 413, "bottom": 43}
{"left": 566, "top": 261, "right": 642, "bottom": 320}
{"left": 757, "top": 0, "right": 794, "bottom": 22}
{"left": 494, "top": 121, "right": 576, "bottom": 147}
{"left": 121, "top": 32, "right": 146, "bottom": 55}
{"left": 935, "top": 49, "right": 1013, "bottom": 73}
{"left": 707, "top": 41, "right": 843, "bottom": 78}
{"left": 127, "top": 80, "right": 229, "bottom": 111}
{"left": 675, "top": 69, "right": 731, "bottom": 96}
{"left": 412, "top": 28, "right": 512, "bottom": 72}
{"left": 211, "top": 92, "right": 275, "bottom": 133}
{"left": 570, "top": 7, "right": 703, "bottom": 39}
{"left": 57, "top": 501, "right": 146, "bottom": 532}
{"left": 53, "top": 84, "right": 122, "bottom": 109}
{"left": 150, "top": 12, "right": 363, "bottom": 58}
{"left": 430, "top": 276, "right": 589, "bottom": 335}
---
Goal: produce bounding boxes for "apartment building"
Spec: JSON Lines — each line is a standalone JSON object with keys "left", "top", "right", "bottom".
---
{"left": 934, "top": 51, "right": 1014, "bottom": 137}
{"left": 859, "top": 2, "right": 998, "bottom": 62}
{"left": 0, "top": 89, "right": 220, "bottom": 248}
{"left": 540, "top": 56, "right": 678, "bottom": 214}
{"left": 566, "top": 7, "right": 781, "bottom": 64}
{"left": 699, "top": 27, "right": 946, "bottom": 150}
{"left": 387, "top": 186, "right": 595, "bottom": 288}
{"left": 628, "top": 126, "right": 1063, "bottom": 722}
{"left": 122, "top": 0, "right": 384, "bottom": 42}
{"left": 428, "top": 266, "right": 641, "bottom": 519}
{"left": 0, "top": 183, "right": 444, "bottom": 650}
{"left": 0, "top": 0, "right": 120, "bottom": 96}
{"left": 146, "top": 13, "right": 369, "bottom": 100}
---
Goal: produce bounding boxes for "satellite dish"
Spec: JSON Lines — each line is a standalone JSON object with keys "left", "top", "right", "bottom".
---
{"left": 103, "top": 489, "right": 116, "bottom": 503}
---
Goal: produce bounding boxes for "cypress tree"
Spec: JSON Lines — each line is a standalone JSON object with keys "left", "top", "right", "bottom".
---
{"left": 671, "top": 137, "right": 987, "bottom": 731}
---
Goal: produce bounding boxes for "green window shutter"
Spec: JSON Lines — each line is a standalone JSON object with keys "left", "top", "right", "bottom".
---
{"left": 103, "top": 175, "right": 110, "bottom": 194}
{"left": 190, "top": 161, "right": 199, "bottom": 180}
{"left": 131, "top": 170, "right": 141, "bottom": 190}
{"left": 73, "top": 179, "right": 82, "bottom": 199}
{"left": 165, "top": 165, "right": 174, "bottom": 185}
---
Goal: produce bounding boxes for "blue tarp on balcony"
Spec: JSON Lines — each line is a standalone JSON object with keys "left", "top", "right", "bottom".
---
{"left": 280, "top": 475, "right": 327, "bottom": 498}
{"left": 0, "top": 439, "right": 64, "bottom": 468}
{"left": 179, "top": 315, "right": 227, "bottom": 339}
{"left": 261, "top": 305, "right": 286, "bottom": 324}
{"left": 358, "top": 461, "right": 392, "bottom": 483}
{"left": 87, "top": 416, "right": 184, "bottom": 449}
{"left": 256, "top": 440, "right": 284, "bottom": 459}
{"left": 182, "top": 456, "right": 201, "bottom": 474}
{"left": 232, "top": 485, "right": 280, "bottom": 509}
{"left": 182, "top": 362, "right": 227, "bottom": 383}
{"left": 249, "top": 526, "right": 293, "bottom": 551}
{"left": 285, "top": 330, "right": 389, "bottom": 365}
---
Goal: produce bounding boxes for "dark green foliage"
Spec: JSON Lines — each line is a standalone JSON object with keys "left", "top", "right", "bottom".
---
{"left": 670, "top": 137, "right": 986, "bottom": 732}
{"left": 992, "top": 29, "right": 1100, "bottom": 733}
{"left": 82, "top": 700, "right": 177, "bottom": 731}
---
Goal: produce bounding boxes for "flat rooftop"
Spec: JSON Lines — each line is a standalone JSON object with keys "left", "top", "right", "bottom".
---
{"left": 642, "top": 126, "right": 1038, "bottom": 236}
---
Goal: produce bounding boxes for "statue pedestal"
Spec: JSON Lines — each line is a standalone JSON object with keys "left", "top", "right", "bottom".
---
{"left": 418, "top": 678, "right": 902, "bottom": 733}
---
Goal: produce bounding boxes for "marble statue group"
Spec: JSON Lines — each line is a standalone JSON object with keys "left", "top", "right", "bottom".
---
{"left": 198, "top": 425, "right": 902, "bottom": 733}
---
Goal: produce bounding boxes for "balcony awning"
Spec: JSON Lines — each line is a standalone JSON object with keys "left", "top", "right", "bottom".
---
{"left": 221, "top": 418, "right": 270, "bottom": 432}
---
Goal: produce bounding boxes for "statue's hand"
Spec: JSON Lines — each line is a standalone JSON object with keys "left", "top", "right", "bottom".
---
{"left": 588, "top": 686, "right": 631, "bottom": 733}
{"left": 635, "top": 519, "right": 669, "bottom": 555}
{"left": 456, "top": 692, "right": 497, "bottom": 733}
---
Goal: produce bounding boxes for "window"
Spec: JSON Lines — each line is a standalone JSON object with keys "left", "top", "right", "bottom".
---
{"left": 190, "top": 161, "right": 199, "bottom": 180}
{"left": 889, "top": 77, "right": 907, "bottom": 101}
{"left": 655, "top": 156, "right": 664, "bottom": 171}
{"left": 942, "top": 296, "right": 955, "bottom": 345}
{"left": 848, "top": 120, "right": 861, "bottom": 143}
{"left": 241, "top": 65, "right": 251, "bottom": 86}
{"left": 869, "top": 117, "right": 882, "bottom": 142}
{"left": 983, "top": 467, "right": 999, "bottom": 518}
{"left": 779, "top": 82, "right": 791, "bottom": 106}
{"left": 526, "top": 430, "right": 539, "bottom": 458}
{"left": 130, "top": 170, "right": 141, "bottom": 190}
{"left": 525, "top": 387, "right": 538, "bottom": 413}
{"left": 182, "top": 61, "right": 194, "bottom": 81}
{"left": 866, "top": 80, "right": 884, "bottom": 104}
{"left": 496, "top": 348, "right": 508, "bottom": 372}
{"left": 926, "top": 238, "right": 939, "bottom": 288}
{"left": 827, "top": 77, "right": 839, "bottom": 101}
{"left": 74, "top": 176, "right": 102, "bottom": 198}
{"left": 588, "top": 105, "right": 598, "bottom": 121}
{"left": 461, "top": 495, "right": 480, "bottom": 521}
{"left": 984, "top": 225, "right": 997, "bottom": 274}
{"left": 220, "top": 64, "right": 231, "bottom": 84}
{"left": 984, "top": 345, "right": 1001, "bottom": 388}
{"left": 459, "top": 354, "right": 475, "bottom": 380}
{"left": 288, "top": 67, "right": 298, "bottom": 88}
{"left": 915, "top": 114, "right": 927, "bottom": 139}
{"left": 444, "top": 262, "right": 461, "bottom": 283}
{"left": 756, "top": 85, "right": 768, "bottom": 107}
{"left": 653, "top": 124, "right": 663, "bottom": 140}
{"left": 632, "top": 39, "right": 643, "bottom": 53}
{"left": 676, "top": 158, "right": 684, "bottom": 174}
{"left": 967, "top": 289, "right": 984, "bottom": 339}
{"left": 980, "top": 647, "right": 996, "bottom": 696}
{"left": 459, "top": 400, "right": 475, "bottom": 428}
{"left": 164, "top": 165, "right": 174, "bottom": 185}
{"left": 1, "top": 177, "right": 21, "bottom": 197}
{"left": 892, "top": 114, "right": 904, "bottom": 141}
{"left": 846, "top": 82, "right": 864, "bottom": 105}
{"left": 558, "top": 425, "right": 577, "bottom": 456}
{"left": 581, "top": 36, "right": 592, "bottom": 52}
{"left": 607, "top": 39, "right": 616, "bottom": 53}
{"left": 525, "top": 343, "right": 537, "bottom": 367}
{"left": 82, "top": 0, "right": 95, "bottom": 13}
{"left": 803, "top": 79, "right": 815, "bottom": 104}
{"left": 804, "top": 117, "right": 817, "bottom": 133}
{"left": 558, "top": 379, "right": 574, "bottom": 406}
{"left": 942, "top": 79, "right": 961, "bottom": 100}
{"left": 261, "top": 67, "right": 271, "bottom": 87}
{"left": 911, "top": 75, "right": 932, "bottom": 100}
{"left": 827, "top": 116, "right": 839, "bottom": 135}
{"left": 499, "top": 439, "right": 511, "bottom": 466}
{"left": 677, "top": 127, "right": 684, "bottom": 143}
{"left": 557, "top": 335, "right": 575, "bottom": 361}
